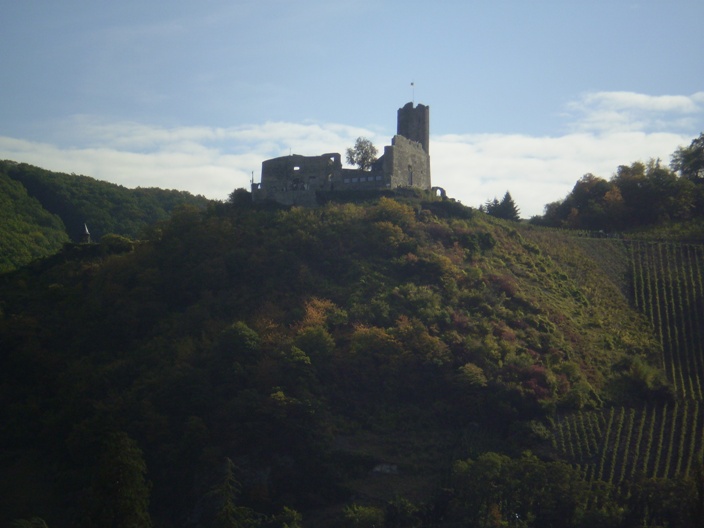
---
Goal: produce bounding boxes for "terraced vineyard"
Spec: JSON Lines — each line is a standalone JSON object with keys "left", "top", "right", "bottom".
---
{"left": 552, "top": 403, "right": 704, "bottom": 483}
{"left": 552, "top": 240, "right": 704, "bottom": 483}
{"left": 630, "top": 242, "right": 704, "bottom": 399}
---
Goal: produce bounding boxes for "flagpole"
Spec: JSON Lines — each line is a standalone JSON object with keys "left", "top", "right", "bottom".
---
{"left": 411, "top": 81, "right": 415, "bottom": 104}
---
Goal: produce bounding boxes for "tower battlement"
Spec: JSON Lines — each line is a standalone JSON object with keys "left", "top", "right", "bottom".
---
{"left": 397, "top": 102, "right": 430, "bottom": 154}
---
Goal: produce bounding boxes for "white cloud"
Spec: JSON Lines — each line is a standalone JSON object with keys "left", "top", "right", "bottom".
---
{"left": 1, "top": 91, "right": 702, "bottom": 218}
{"left": 431, "top": 130, "right": 691, "bottom": 217}
{"left": 566, "top": 91, "right": 704, "bottom": 133}
{"left": 0, "top": 119, "right": 384, "bottom": 201}
{"left": 581, "top": 92, "right": 704, "bottom": 113}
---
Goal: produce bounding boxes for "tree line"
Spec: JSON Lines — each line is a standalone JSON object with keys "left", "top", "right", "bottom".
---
{"left": 531, "top": 133, "right": 704, "bottom": 232}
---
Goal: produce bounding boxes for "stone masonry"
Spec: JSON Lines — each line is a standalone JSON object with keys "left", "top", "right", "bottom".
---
{"left": 252, "top": 102, "right": 431, "bottom": 206}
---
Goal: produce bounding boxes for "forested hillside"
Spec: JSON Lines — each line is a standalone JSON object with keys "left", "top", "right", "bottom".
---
{"left": 2, "top": 191, "right": 701, "bottom": 527}
{"left": 0, "top": 160, "right": 212, "bottom": 271}
{"left": 0, "top": 172, "right": 68, "bottom": 273}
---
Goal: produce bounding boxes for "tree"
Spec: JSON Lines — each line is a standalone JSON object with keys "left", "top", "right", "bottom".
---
{"left": 343, "top": 504, "right": 384, "bottom": 527}
{"left": 229, "top": 188, "right": 253, "bottom": 206}
{"left": 670, "top": 136, "right": 704, "bottom": 216}
{"left": 458, "top": 362, "right": 488, "bottom": 389}
{"left": 612, "top": 160, "right": 696, "bottom": 225}
{"left": 449, "top": 452, "right": 591, "bottom": 527}
{"left": 346, "top": 137, "right": 378, "bottom": 171}
{"left": 88, "top": 431, "right": 153, "bottom": 528}
{"left": 671, "top": 133, "right": 704, "bottom": 182}
{"left": 208, "top": 458, "right": 256, "bottom": 528}
{"left": 265, "top": 506, "right": 303, "bottom": 528}
{"left": 566, "top": 173, "right": 612, "bottom": 229}
{"left": 485, "top": 191, "right": 520, "bottom": 221}
{"left": 385, "top": 497, "right": 421, "bottom": 528}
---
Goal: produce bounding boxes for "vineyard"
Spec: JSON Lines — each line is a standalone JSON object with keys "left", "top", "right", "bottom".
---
{"left": 630, "top": 242, "right": 704, "bottom": 399}
{"left": 552, "top": 403, "right": 704, "bottom": 482}
{"left": 551, "top": 240, "right": 704, "bottom": 484}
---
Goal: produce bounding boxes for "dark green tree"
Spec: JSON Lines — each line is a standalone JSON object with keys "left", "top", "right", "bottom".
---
{"left": 229, "top": 188, "right": 253, "bottom": 206}
{"left": 485, "top": 191, "right": 520, "bottom": 221}
{"left": 346, "top": 137, "right": 378, "bottom": 171}
{"left": 88, "top": 432, "right": 152, "bottom": 528}
{"left": 671, "top": 132, "right": 704, "bottom": 182}
{"left": 208, "top": 458, "right": 256, "bottom": 528}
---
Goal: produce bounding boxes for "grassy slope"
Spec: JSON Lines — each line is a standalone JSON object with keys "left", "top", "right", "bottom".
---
{"left": 328, "top": 217, "right": 662, "bottom": 509}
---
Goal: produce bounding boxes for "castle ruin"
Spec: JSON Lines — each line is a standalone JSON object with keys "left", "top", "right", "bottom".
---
{"left": 252, "top": 102, "right": 431, "bottom": 206}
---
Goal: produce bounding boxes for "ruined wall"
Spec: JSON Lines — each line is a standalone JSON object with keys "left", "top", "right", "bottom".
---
{"left": 261, "top": 153, "right": 341, "bottom": 189}
{"left": 253, "top": 102, "right": 431, "bottom": 205}
{"left": 383, "top": 135, "right": 431, "bottom": 190}
{"left": 254, "top": 153, "right": 342, "bottom": 206}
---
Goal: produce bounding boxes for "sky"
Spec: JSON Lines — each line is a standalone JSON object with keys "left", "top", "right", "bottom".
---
{"left": 1, "top": 0, "right": 703, "bottom": 218}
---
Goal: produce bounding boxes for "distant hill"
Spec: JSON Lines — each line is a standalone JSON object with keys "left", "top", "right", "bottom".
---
{"left": 0, "top": 160, "right": 213, "bottom": 272}
{"left": 0, "top": 171, "right": 69, "bottom": 273}
{"left": 2, "top": 191, "right": 701, "bottom": 527}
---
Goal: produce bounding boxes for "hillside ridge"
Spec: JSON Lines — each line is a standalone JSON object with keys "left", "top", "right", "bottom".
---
{"left": 0, "top": 160, "right": 212, "bottom": 272}
{"left": 3, "top": 191, "right": 702, "bottom": 526}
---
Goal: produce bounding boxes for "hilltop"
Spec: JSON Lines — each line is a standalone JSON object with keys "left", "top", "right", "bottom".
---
{"left": 2, "top": 188, "right": 701, "bottom": 527}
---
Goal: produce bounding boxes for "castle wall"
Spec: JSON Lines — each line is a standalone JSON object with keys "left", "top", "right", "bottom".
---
{"left": 339, "top": 168, "right": 389, "bottom": 189}
{"left": 253, "top": 102, "right": 431, "bottom": 205}
{"left": 384, "top": 135, "right": 431, "bottom": 190}
{"left": 254, "top": 153, "right": 342, "bottom": 206}
{"left": 261, "top": 153, "right": 341, "bottom": 189}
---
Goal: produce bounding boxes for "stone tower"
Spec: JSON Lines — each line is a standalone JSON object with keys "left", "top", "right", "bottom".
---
{"left": 397, "top": 102, "right": 430, "bottom": 154}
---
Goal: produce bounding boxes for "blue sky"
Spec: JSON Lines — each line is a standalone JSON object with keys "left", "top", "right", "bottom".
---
{"left": 1, "top": 0, "right": 703, "bottom": 217}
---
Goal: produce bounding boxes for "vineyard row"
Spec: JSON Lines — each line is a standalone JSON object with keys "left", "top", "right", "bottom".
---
{"left": 552, "top": 403, "right": 704, "bottom": 483}
{"left": 629, "top": 242, "right": 704, "bottom": 400}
